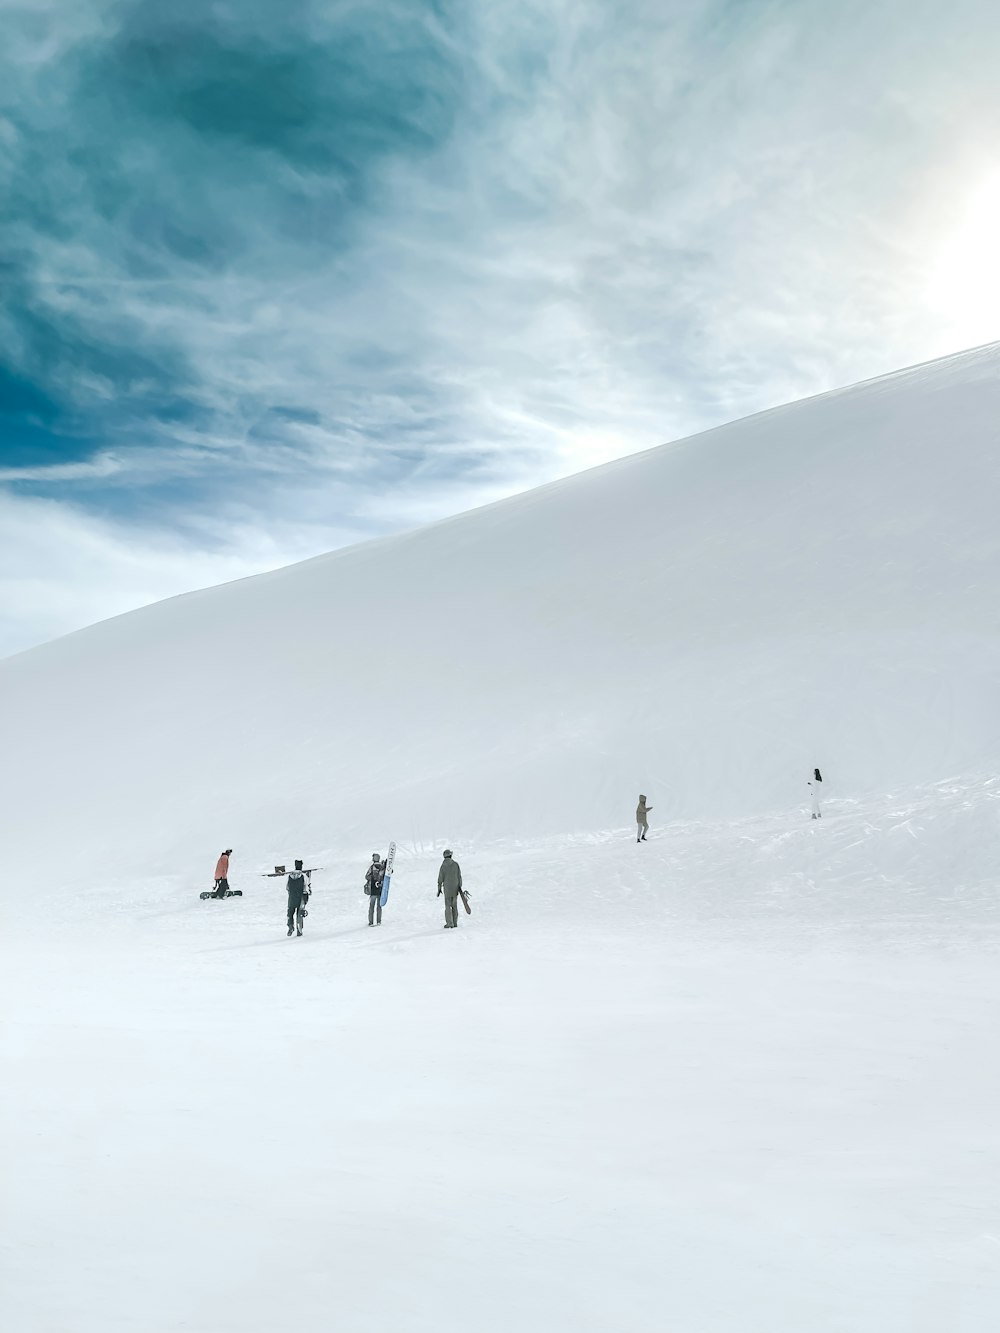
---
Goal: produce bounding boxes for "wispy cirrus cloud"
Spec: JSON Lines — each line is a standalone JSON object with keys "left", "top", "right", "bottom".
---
{"left": 0, "top": 452, "right": 124, "bottom": 482}
{"left": 3, "top": 0, "right": 1000, "bottom": 654}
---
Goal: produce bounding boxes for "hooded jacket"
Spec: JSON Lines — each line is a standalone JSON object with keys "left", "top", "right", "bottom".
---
{"left": 214, "top": 853, "right": 230, "bottom": 881}
{"left": 636, "top": 797, "right": 651, "bottom": 827}
{"left": 437, "top": 855, "right": 463, "bottom": 893}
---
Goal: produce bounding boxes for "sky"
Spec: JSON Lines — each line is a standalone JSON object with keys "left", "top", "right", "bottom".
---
{"left": 3, "top": 0, "right": 1000, "bottom": 657}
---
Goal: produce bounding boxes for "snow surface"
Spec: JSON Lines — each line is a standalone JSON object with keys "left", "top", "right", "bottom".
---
{"left": 5, "top": 786, "right": 1000, "bottom": 1331}
{"left": 2, "top": 343, "right": 1000, "bottom": 882}
{"left": 3, "top": 344, "right": 1000, "bottom": 1329}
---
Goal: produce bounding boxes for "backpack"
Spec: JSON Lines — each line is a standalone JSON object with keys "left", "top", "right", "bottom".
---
{"left": 365, "top": 863, "right": 385, "bottom": 895}
{"left": 288, "top": 871, "right": 306, "bottom": 893}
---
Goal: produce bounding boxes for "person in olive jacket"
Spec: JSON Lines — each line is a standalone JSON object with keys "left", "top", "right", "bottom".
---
{"left": 437, "top": 849, "right": 463, "bottom": 929}
{"left": 636, "top": 796, "right": 652, "bottom": 842}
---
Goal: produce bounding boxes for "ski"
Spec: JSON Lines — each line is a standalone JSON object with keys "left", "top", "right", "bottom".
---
{"left": 379, "top": 841, "right": 396, "bottom": 908}
{"left": 261, "top": 865, "right": 323, "bottom": 877}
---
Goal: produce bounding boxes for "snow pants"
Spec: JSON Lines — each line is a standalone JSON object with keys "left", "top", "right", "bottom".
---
{"left": 287, "top": 885, "right": 305, "bottom": 930}
{"left": 368, "top": 891, "right": 382, "bottom": 925}
{"left": 214, "top": 877, "right": 230, "bottom": 896}
{"left": 636, "top": 823, "right": 647, "bottom": 841}
{"left": 444, "top": 888, "right": 460, "bottom": 928}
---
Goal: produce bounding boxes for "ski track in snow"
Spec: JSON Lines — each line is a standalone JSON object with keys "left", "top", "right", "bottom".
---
{"left": 4, "top": 780, "right": 1000, "bottom": 1332}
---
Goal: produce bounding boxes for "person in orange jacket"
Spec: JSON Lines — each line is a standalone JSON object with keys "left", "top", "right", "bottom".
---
{"left": 213, "top": 849, "right": 233, "bottom": 897}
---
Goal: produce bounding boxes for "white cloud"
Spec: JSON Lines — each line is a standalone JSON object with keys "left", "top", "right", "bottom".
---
{"left": 4, "top": 0, "right": 1000, "bottom": 653}
{"left": 0, "top": 452, "right": 125, "bottom": 482}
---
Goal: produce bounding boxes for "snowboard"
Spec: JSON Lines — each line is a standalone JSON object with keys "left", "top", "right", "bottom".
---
{"left": 200, "top": 888, "right": 243, "bottom": 900}
{"left": 458, "top": 888, "right": 471, "bottom": 915}
{"left": 379, "top": 841, "right": 396, "bottom": 907}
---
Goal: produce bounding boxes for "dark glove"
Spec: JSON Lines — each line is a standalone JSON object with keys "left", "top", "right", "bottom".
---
{"left": 437, "top": 887, "right": 442, "bottom": 896}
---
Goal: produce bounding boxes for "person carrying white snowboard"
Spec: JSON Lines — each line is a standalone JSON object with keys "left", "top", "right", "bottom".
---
{"left": 636, "top": 796, "right": 652, "bottom": 842}
{"left": 365, "top": 852, "right": 386, "bottom": 926}
{"left": 808, "top": 768, "right": 823, "bottom": 819}
{"left": 286, "top": 860, "right": 311, "bottom": 936}
{"left": 437, "top": 849, "right": 463, "bottom": 929}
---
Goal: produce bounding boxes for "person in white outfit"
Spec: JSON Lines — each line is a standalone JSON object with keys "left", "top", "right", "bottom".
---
{"left": 808, "top": 767, "right": 823, "bottom": 819}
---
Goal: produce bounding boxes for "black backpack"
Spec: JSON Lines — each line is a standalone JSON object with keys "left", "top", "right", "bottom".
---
{"left": 365, "top": 863, "right": 385, "bottom": 894}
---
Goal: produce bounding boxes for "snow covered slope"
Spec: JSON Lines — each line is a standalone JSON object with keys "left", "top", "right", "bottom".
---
{"left": 4, "top": 346, "right": 1000, "bottom": 1333}
{"left": 2, "top": 343, "right": 1000, "bottom": 885}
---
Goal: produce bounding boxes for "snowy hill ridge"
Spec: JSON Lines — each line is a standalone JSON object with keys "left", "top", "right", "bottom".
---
{"left": 2, "top": 342, "right": 1000, "bottom": 886}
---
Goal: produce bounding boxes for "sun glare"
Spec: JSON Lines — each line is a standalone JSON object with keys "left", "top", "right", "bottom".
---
{"left": 925, "top": 173, "right": 1000, "bottom": 347}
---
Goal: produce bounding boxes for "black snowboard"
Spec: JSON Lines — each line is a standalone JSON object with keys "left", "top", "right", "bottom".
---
{"left": 200, "top": 889, "right": 243, "bottom": 900}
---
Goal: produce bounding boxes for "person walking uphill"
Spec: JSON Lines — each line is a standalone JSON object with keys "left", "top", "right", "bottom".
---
{"left": 437, "top": 849, "right": 463, "bottom": 929}
{"left": 213, "top": 849, "right": 233, "bottom": 896}
{"left": 286, "top": 860, "right": 311, "bottom": 937}
{"left": 636, "top": 796, "right": 652, "bottom": 842}
{"left": 365, "top": 852, "right": 386, "bottom": 926}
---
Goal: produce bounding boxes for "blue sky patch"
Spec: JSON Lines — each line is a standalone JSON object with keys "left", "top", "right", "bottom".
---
{"left": 2, "top": 0, "right": 1000, "bottom": 653}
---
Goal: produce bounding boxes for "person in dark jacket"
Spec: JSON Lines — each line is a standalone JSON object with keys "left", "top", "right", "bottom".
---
{"left": 213, "top": 849, "right": 233, "bottom": 897}
{"left": 286, "top": 860, "right": 311, "bottom": 936}
{"left": 437, "top": 849, "right": 463, "bottom": 929}
{"left": 365, "top": 852, "right": 386, "bottom": 926}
